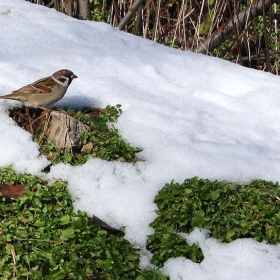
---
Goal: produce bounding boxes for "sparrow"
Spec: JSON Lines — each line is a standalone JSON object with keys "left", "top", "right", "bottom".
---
{"left": 0, "top": 69, "right": 77, "bottom": 108}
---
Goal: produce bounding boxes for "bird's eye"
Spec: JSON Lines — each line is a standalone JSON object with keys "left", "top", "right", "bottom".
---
{"left": 58, "top": 76, "right": 67, "bottom": 83}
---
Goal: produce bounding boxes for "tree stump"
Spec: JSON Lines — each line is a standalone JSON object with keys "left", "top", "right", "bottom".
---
{"left": 9, "top": 107, "right": 89, "bottom": 153}
{"left": 44, "top": 111, "right": 88, "bottom": 152}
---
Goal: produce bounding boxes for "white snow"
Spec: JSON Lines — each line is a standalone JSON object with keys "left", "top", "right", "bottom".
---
{"left": 164, "top": 229, "right": 280, "bottom": 280}
{"left": 0, "top": 0, "right": 280, "bottom": 279}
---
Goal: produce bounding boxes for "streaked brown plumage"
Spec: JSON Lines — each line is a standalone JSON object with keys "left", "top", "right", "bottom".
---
{"left": 0, "top": 69, "right": 77, "bottom": 108}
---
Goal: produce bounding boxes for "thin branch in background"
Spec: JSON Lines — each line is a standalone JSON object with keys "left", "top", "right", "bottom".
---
{"left": 242, "top": 0, "right": 252, "bottom": 67}
{"left": 194, "top": 0, "right": 205, "bottom": 52}
{"left": 135, "top": 4, "right": 142, "bottom": 35}
{"left": 273, "top": 3, "right": 279, "bottom": 75}
{"left": 182, "top": 0, "right": 187, "bottom": 50}
{"left": 231, "top": 51, "right": 280, "bottom": 63}
{"left": 262, "top": 0, "right": 270, "bottom": 72}
{"left": 120, "top": 0, "right": 127, "bottom": 23}
{"left": 172, "top": 0, "right": 183, "bottom": 48}
{"left": 207, "top": 0, "right": 216, "bottom": 36}
{"left": 143, "top": 1, "right": 151, "bottom": 38}
{"left": 110, "top": 0, "right": 120, "bottom": 26}
{"left": 213, "top": 1, "right": 227, "bottom": 32}
{"left": 153, "top": 0, "right": 161, "bottom": 41}
{"left": 141, "top": 3, "right": 144, "bottom": 36}
{"left": 108, "top": 1, "right": 114, "bottom": 25}
{"left": 228, "top": 0, "right": 243, "bottom": 65}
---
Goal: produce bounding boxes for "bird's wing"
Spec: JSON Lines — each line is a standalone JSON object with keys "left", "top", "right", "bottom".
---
{"left": 15, "top": 76, "right": 55, "bottom": 94}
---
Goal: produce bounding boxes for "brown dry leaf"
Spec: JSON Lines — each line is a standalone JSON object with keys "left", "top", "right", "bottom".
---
{"left": 0, "top": 183, "right": 26, "bottom": 198}
{"left": 83, "top": 107, "right": 105, "bottom": 116}
{"left": 81, "top": 142, "right": 93, "bottom": 153}
{"left": 2, "top": 9, "right": 10, "bottom": 15}
{"left": 217, "top": 22, "right": 226, "bottom": 32}
{"left": 91, "top": 215, "right": 122, "bottom": 232}
{"left": 48, "top": 178, "right": 58, "bottom": 186}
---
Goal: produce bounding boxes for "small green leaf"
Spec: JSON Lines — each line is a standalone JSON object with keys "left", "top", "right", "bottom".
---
{"left": 60, "top": 215, "right": 70, "bottom": 225}
{"left": 61, "top": 227, "right": 75, "bottom": 239}
{"left": 33, "top": 198, "right": 42, "bottom": 208}
{"left": 72, "top": 218, "right": 83, "bottom": 229}
{"left": 34, "top": 220, "right": 45, "bottom": 227}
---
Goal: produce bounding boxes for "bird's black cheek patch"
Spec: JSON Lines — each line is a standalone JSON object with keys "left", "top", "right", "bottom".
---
{"left": 58, "top": 76, "right": 67, "bottom": 83}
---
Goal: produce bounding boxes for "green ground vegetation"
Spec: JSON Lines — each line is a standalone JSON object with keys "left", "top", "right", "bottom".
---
{"left": 1, "top": 105, "right": 280, "bottom": 278}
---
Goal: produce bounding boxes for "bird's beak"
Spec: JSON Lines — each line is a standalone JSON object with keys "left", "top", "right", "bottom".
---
{"left": 72, "top": 74, "right": 78, "bottom": 79}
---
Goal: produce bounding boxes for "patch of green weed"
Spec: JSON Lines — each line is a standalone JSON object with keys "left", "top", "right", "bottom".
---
{"left": 0, "top": 166, "right": 163, "bottom": 279}
{"left": 147, "top": 177, "right": 280, "bottom": 267}
{"left": 37, "top": 105, "right": 142, "bottom": 166}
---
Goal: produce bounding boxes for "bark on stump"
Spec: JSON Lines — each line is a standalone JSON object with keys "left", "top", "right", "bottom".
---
{"left": 44, "top": 111, "right": 88, "bottom": 152}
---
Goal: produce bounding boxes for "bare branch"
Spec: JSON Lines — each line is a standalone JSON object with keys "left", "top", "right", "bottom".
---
{"left": 119, "top": 0, "right": 145, "bottom": 31}
{"left": 194, "top": 0, "right": 273, "bottom": 54}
